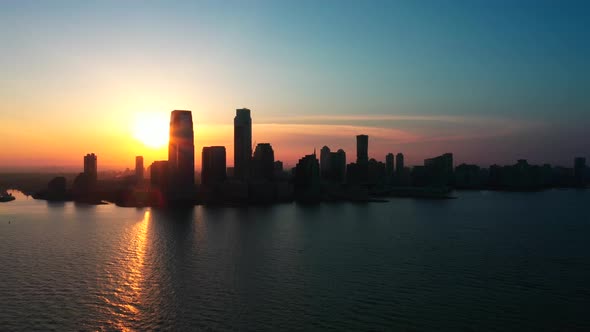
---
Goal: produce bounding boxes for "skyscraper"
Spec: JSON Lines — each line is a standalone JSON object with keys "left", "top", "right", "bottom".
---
{"left": 234, "top": 108, "right": 252, "bottom": 181}
{"left": 201, "top": 146, "right": 227, "bottom": 185}
{"left": 294, "top": 152, "right": 321, "bottom": 202}
{"left": 356, "top": 135, "right": 369, "bottom": 182}
{"left": 356, "top": 135, "right": 368, "bottom": 164}
{"left": 168, "top": 110, "right": 195, "bottom": 191}
{"left": 386, "top": 153, "right": 394, "bottom": 177}
{"left": 135, "top": 156, "right": 144, "bottom": 180}
{"left": 320, "top": 146, "right": 331, "bottom": 178}
{"left": 83, "top": 153, "right": 97, "bottom": 183}
{"left": 396, "top": 153, "right": 404, "bottom": 173}
{"left": 332, "top": 149, "right": 347, "bottom": 183}
{"left": 252, "top": 143, "right": 275, "bottom": 181}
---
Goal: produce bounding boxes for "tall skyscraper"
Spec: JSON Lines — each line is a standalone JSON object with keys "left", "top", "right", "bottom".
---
{"left": 385, "top": 153, "right": 394, "bottom": 177}
{"left": 356, "top": 135, "right": 368, "bottom": 164}
{"left": 330, "top": 149, "right": 347, "bottom": 183}
{"left": 320, "top": 146, "right": 331, "bottom": 178}
{"left": 201, "top": 146, "right": 227, "bottom": 185}
{"left": 356, "top": 135, "right": 369, "bottom": 182}
{"left": 396, "top": 153, "right": 404, "bottom": 173}
{"left": 234, "top": 108, "right": 252, "bottom": 181}
{"left": 135, "top": 156, "right": 144, "bottom": 180}
{"left": 83, "top": 153, "right": 97, "bottom": 183}
{"left": 168, "top": 110, "right": 195, "bottom": 191}
{"left": 252, "top": 143, "right": 275, "bottom": 181}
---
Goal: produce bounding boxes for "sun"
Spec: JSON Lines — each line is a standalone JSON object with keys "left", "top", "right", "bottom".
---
{"left": 132, "top": 113, "right": 169, "bottom": 148}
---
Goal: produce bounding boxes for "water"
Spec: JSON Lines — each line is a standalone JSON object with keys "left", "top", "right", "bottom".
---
{"left": 1, "top": 190, "right": 589, "bottom": 331}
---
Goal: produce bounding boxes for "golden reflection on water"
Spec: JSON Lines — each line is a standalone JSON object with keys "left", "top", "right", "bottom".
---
{"left": 101, "top": 209, "right": 150, "bottom": 331}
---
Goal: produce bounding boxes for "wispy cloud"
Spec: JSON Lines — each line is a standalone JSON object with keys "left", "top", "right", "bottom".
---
{"left": 260, "top": 114, "right": 469, "bottom": 123}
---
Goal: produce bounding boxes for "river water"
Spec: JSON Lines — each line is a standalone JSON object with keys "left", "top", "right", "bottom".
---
{"left": 1, "top": 190, "right": 589, "bottom": 331}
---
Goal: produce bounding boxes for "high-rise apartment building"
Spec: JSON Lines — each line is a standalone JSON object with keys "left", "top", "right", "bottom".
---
{"left": 84, "top": 153, "right": 97, "bottom": 183}
{"left": 168, "top": 110, "right": 195, "bottom": 191}
{"left": 234, "top": 108, "right": 252, "bottom": 181}
{"left": 135, "top": 156, "right": 144, "bottom": 180}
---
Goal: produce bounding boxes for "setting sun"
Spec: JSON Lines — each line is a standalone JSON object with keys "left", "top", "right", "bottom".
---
{"left": 132, "top": 113, "right": 169, "bottom": 148}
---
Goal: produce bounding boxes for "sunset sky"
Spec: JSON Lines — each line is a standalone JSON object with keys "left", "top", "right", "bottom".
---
{"left": 1, "top": 1, "right": 588, "bottom": 171}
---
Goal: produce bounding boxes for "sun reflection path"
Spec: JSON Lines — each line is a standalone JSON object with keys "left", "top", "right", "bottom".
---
{"left": 101, "top": 210, "right": 150, "bottom": 331}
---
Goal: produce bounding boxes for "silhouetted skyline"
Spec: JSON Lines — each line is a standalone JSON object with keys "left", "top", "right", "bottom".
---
{"left": 21, "top": 107, "right": 587, "bottom": 207}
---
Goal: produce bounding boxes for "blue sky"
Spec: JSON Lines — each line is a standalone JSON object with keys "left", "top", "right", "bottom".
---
{"left": 0, "top": 0, "right": 588, "bottom": 168}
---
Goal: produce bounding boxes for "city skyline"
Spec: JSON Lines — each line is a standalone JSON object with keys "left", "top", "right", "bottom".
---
{"left": 1, "top": 1, "right": 589, "bottom": 170}
{"left": 1, "top": 107, "right": 588, "bottom": 172}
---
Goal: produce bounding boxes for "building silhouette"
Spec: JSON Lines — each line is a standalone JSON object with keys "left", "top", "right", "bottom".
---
{"left": 294, "top": 152, "right": 321, "bottom": 202}
{"left": 368, "top": 158, "right": 386, "bottom": 184}
{"left": 356, "top": 135, "right": 368, "bottom": 164}
{"left": 329, "top": 149, "right": 347, "bottom": 183}
{"left": 320, "top": 146, "right": 331, "bottom": 179}
{"left": 72, "top": 153, "right": 98, "bottom": 201}
{"left": 252, "top": 143, "right": 275, "bottom": 181}
{"left": 84, "top": 153, "right": 97, "bottom": 183}
{"left": 356, "top": 135, "right": 369, "bottom": 182}
{"left": 234, "top": 108, "right": 252, "bottom": 181}
{"left": 168, "top": 110, "right": 195, "bottom": 192}
{"left": 135, "top": 156, "right": 144, "bottom": 180}
{"left": 385, "top": 153, "right": 394, "bottom": 177}
{"left": 201, "top": 146, "right": 227, "bottom": 185}
{"left": 455, "top": 164, "right": 484, "bottom": 188}
{"left": 274, "top": 160, "right": 283, "bottom": 173}
{"left": 395, "top": 153, "right": 404, "bottom": 173}
{"left": 150, "top": 160, "right": 169, "bottom": 189}
{"left": 424, "top": 153, "right": 454, "bottom": 186}
{"left": 319, "top": 146, "right": 346, "bottom": 183}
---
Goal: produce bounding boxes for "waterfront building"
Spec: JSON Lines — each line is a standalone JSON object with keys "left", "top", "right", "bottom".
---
{"left": 168, "top": 110, "right": 195, "bottom": 191}
{"left": 234, "top": 108, "right": 252, "bottom": 181}
{"left": 202, "top": 146, "right": 227, "bottom": 185}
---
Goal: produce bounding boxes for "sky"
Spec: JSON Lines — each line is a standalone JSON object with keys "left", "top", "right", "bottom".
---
{"left": 0, "top": 0, "right": 588, "bottom": 171}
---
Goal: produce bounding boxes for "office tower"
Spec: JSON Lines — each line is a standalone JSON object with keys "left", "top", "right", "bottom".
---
{"left": 396, "top": 153, "right": 404, "bottom": 173}
{"left": 201, "top": 146, "right": 227, "bottom": 185}
{"left": 386, "top": 153, "right": 394, "bottom": 177}
{"left": 333, "top": 149, "right": 347, "bottom": 183}
{"left": 574, "top": 157, "right": 587, "bottom": 187}
{"left": 356, "top": 135, "right": 368, "bottom": 164}
{"left": 252, "top": 143, "right": 275, "bottom": 181}
{"left": 150, "top": 161, "right": 169, "bottom": 189}
{"left": 83, "top": 153, "right": 97, "bottom": 183}
{"left": 135, "top": 156, "right": 144, "bottom": 180}
{"left": 294, "top": 153, "right": 321, "bottom": 202}
{"left": 320, "top": 146, "right": 331, "bottom": 178}
{"left": 424, "top": 153, "right": 454, "bottom": 186}
{"left": 356, "top": 135, "right": 369, "bottom": 182}
{"left": 368, "top": 158, "right": 386, "bottom": 184}
{"left": 274, "top": 160, "right": 283, "bottom": 173}
{"left": 325, "top": 149, "right": 346, "bottom": 183}
{"left": 168, "top": 110, "right": 195, "bottom": 191}
{"left": 234, "top": 108, "right": 252, "bottom": 181}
